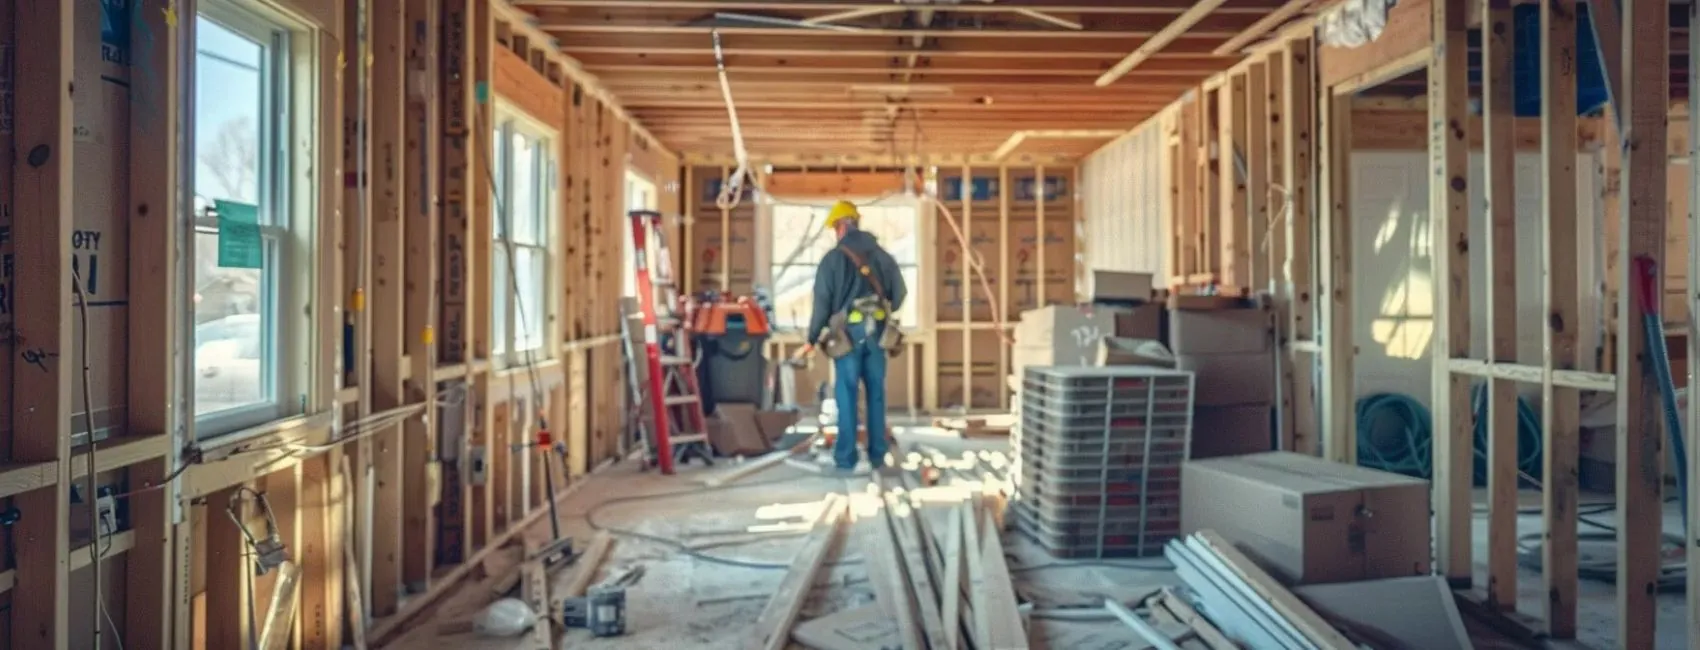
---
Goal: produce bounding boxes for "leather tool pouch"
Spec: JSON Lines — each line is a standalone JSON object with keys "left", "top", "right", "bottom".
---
{"left": 836, "top": 246, "right": 905, "bottom": 356}
{"left": 818, "top": 312, "right": 855, "bottom": 360}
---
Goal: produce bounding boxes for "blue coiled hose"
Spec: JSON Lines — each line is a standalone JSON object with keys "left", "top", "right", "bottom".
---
{"left": 1354, "top": 385, "right": 1543, "bottom": 483}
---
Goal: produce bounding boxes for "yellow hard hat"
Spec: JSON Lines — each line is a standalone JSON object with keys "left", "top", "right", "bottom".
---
{"left": 826, "top": 200, "right": 860, "bottom": 228}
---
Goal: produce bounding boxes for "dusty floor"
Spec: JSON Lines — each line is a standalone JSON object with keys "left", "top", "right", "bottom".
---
{"left": 385, "top": 431, "right": 1687, "bottom": 650}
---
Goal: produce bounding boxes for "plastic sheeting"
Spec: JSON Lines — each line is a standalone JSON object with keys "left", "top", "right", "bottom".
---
{"left": 1317, "top": 0, "right": 1399, "bottom": 48}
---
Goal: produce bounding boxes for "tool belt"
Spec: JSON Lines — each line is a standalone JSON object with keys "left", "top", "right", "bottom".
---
{"left": 817, "top": 245, "right": 904, "bottom": 359}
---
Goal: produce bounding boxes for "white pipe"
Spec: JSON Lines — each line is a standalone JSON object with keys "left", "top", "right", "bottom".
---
{"left": 711, "top": 29, "right": 752, "bottom": 211}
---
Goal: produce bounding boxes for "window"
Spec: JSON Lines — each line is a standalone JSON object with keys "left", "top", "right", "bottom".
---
{"left": 623, "top": 171, "right": 657, "bottom": 298}
{"left": 491, "top": 109, "right": 557, "bottom": 362}
{"left": 192, "top": 2, "right": 311, "bottom": 437}
{"left": 768, "top": 200, "right": 920, "bottom": 331}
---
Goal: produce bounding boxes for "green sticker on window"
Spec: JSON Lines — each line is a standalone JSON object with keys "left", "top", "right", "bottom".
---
{"left": 215, "top": 199, "right": 263, "bottom": 269}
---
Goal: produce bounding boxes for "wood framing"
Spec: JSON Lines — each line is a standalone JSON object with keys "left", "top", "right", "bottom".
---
{"left": 125, "top": 0, "right": 184, "bottom": 647}
{"left": 1318, "top": 89, "right": 1353, "bottom": 465}
{"left": 1615, "top": 0, "right": 1668, "bottom": 647}
{"left": 1284, "top": 37, "right": 1317, "bottom": 456}
{"left": 10, "top": 2, "right": 74, "bottom": 648}
{"left": 1480, "top": 0, "right": 1519, "bottom": 614}
{"left": 369, "top": 0, "right": 410, "bottom": 616}
{"left": 1429, "top": 0, "right": 1473, "bottom": 589}
{"left": 1541, "top": 0, "right": 1583, "bottom": 635}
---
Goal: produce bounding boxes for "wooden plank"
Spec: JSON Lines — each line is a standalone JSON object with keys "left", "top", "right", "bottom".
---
{"left": 961, "top": 496, "right": 989, "bottom": 649}
{"left": 884, "top": 492, "right": 948, "bottom": 648}
{"left": 440, "top": 0, "right": 473, "bottom": 369}
{"left": 560, "top": 531, "right": 614, "bottom": 600}
{"left": 9, "top": 1, "right": 74, "bottom": 647}
{"left": 1285, "top": 37, "right": 1318, "bottom": 456}
{"left": 258, "top": 562, "right": 305, "bottom": 650}
{"left": 1317, "top": 0, "right": 1432, "bottom": 88}
{"left": 1093, "top": 0, "right": 1229, "bottom": 86}
{"left": 1319, "top": 90, "right": 1354, "bottom": 464}
{"left": 749, "top": 494, "right": 847, "bottom": 650}
{"left": 1480, "top": 0, "right": 1521, "bottom": 613}
{"left": 1539, "top": 0, "right": 1582, "bottom": 635}
{"left": 1221, "top": 72, "right": 1250, "bottom": 289}
{"left": 206, "top": 487, "right": 252, "bottom": 649}
{"left": 1264, "top": 52, "right": 1291, "bottom": 448}
{"left": 369, "top": 0, "right": 409, "bottom": 617}
{"left": 1689, "top": 2, "right": 1700, "bottom": 645}
{"left": 858, "top": 488, "right": 924, "bottom": 650}
{"left": 122, "top": 0, "right": 182, "bottom": 644}
{"left": 977, "top": 506, "right": 1027, "bottom": 649}
{"left": 299, "top": 452, "right": 344, "bottom": 650}
{"left": 402, "top": 0, "right": 442, "bottom": 591}
{"left": 940, "top": 501, "right": 965, "bottom": 650}
{"left": 1246, "top": 60, "right": 1269, "bottom": 291}
{"left": 1614, "top": 0, "right": 1667, "bottom": 646}
{"left": 1429, "top": 0, "right": 1473, "bottom": 588}
{"left": 471, "top": 0, "right": 498, "bottom": 551}
{"left": 1193, "top": 531, "right": 1356, "bottom": 649}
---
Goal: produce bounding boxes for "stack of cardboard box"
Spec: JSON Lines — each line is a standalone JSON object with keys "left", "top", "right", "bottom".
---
{"left": 1169, "top": 305, "right": 1276, "bottom": 458}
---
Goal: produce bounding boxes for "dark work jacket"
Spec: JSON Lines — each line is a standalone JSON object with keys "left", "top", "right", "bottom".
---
{"left": 807, "top": 229, "right": 907, "bottom": 343}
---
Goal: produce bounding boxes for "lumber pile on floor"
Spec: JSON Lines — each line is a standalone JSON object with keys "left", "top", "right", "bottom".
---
{"left": 1161, "top": 529, "right": 1473, "bottom": 650}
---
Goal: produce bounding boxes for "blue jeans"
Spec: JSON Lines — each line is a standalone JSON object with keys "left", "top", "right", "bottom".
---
{"left": 832, "top": 323, "right": 888, "bottom": 469}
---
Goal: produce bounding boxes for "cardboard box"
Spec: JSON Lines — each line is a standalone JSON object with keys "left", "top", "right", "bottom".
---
{"left": 1104, "top": 303, "right": 1163, "bottom": 340}
{"left": 707, "top": 403, "right": 771, "bottom": 456}
{"left": 1190, "top": 405, "right": 1274, "bottom": 458}
{"left": 1181, "top": 452, "right": 1432, "bottom": 585}
{"left": 1086, "top": 270, "right": 1154, "bottom": 303}
{"left": 1014, "top": 306, "right": 1116, "bottom": 367}
{"left": 1176, "top": 351, "right": 1274, "bottom": 406}
{"left": 1168, "top": 307, "right": 1271, "bottom": 355}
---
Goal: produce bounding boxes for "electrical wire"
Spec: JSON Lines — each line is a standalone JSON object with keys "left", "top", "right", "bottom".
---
{"left": 72, "top": 265, "right": 106, "bottom": 650}
{"left": 478, "top": 111, "right": 551, "bottom": 461}
{"left": 577, "top": 467, "right": 859, "bottom": 570}
{"left": 227, "top": 486, "right": 280, "bottom": 650}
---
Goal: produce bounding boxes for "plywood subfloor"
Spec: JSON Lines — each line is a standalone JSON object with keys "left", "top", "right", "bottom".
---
{"left": 384, "top": 433, "right": 1681, "bottom": 649}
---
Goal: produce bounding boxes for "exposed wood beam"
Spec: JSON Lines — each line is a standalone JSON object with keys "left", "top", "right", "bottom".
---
{"left": 1615, "top": 0, "right": 1668, "bottom": 646}
{"left": 1430, "top": 0, "right": 1472, "bottom": 592}
{"left": 544, "top": 24, "right": 1187, "bottom": 37}
{"left": 1212, "top": 0, "right": 1312, "bottom": 55}
{"left": 515, "top": 0, "right": 1287, "bottom": 13}
{"left": 1539, "top": 0, "right": 1581, "bottom": 634}
{"left": 1095, "top": 0, "right": 1229, "bottom": 86}
{"left": 1012, "top": 8, "right": 1085, "bottom": 30}
{"left": 802, "top": 6, "right": 898, "bottom": 24}
{"left": 10, "top": 0, "right": 75, "bottom": 647}
{"left": 560, "top": 33, "right": 1225, "bottom": 57}
{"left": 575, "top": 52, "right": 1238, "bottom": 71}
{"left": 368, "top": 0, "right": 409, "bottom": 618}
{"left": 1480, "top": 0, "right": 1520, "bottom": 615}
{"left": 401, "top": 0, "right": 441, "bottom": 593}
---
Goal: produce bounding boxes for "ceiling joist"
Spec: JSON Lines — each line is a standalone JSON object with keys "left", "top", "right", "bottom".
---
{"left": 511, "top": 0, "right": 1325, "bottom": 157}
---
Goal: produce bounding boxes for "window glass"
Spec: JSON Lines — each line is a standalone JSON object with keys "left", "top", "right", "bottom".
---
{"left": 193, "top": 14, "right": 277, "bottom": 423}
{"left": 769, "top": 200, "right": 921, "bottom": 330}
{"left": 512, "top": 131, "right": 538, "bottom": 244}
{"left": 491, "top": 109, "right": 555, "bottom": 360}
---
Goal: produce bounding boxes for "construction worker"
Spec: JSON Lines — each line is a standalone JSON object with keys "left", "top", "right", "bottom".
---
{"left": 799, "top": 199, "right": 908, "bottom": 474}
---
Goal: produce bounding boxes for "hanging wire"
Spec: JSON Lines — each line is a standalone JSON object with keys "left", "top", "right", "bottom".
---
{"left": 711, "top": 29, "right": 754, "bottom": 212}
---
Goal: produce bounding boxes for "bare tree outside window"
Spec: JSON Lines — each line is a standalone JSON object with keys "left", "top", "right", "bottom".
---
{"left": 199, "top": 116, "right": 259, "bottom": 202}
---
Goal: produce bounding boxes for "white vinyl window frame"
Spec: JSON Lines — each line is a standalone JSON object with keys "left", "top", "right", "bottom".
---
{"left": 623, "top": 170, "right": 657, "bottom": 298}
{"left": 490, "top": 104, "right": 559, "bottom": 366}
{"left": 190, "top": 0, "right": 318, "bottom": 440}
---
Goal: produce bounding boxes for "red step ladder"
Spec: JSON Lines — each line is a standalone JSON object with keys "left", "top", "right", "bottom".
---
{"left": 627, "top": 209, "right": 713, "bottom": 474}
